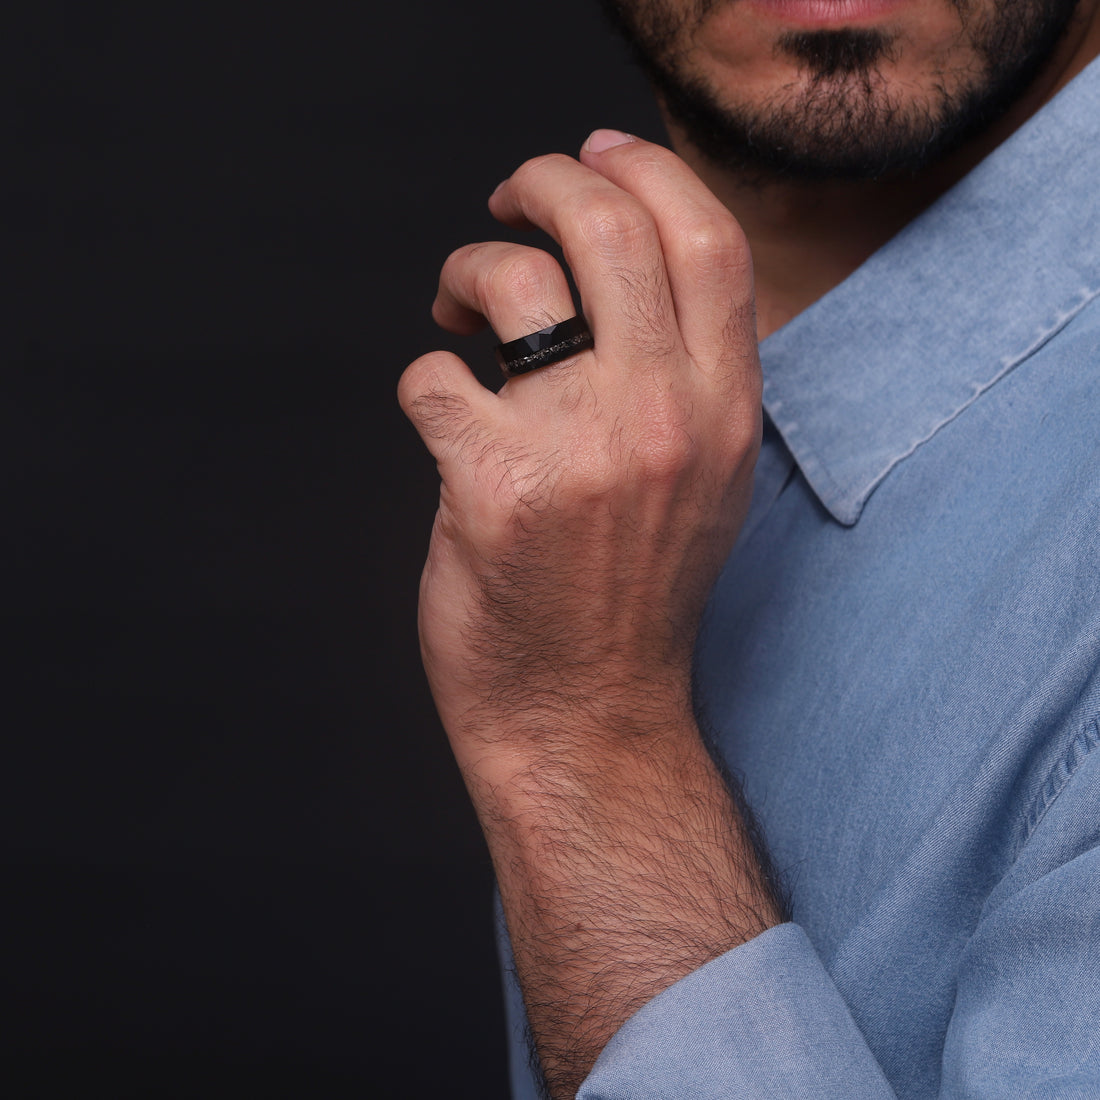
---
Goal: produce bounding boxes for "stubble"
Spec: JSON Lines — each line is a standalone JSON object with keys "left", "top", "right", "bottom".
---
{"left": 598, "top": 0, "right": 1082, "bottom": 180}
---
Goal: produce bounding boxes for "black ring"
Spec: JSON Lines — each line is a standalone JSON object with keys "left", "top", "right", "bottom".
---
{"left": 495, "top": 316, "right": 595, "bottom": 378}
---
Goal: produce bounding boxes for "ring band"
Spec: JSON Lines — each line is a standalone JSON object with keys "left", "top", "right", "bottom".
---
{"left": 495, "top": 316, "right": 595, "bottom": 378}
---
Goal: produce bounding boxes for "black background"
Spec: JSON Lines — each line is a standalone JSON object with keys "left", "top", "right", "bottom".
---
{"left": 7, "top": 1, "right": 663, "bottom": 1095}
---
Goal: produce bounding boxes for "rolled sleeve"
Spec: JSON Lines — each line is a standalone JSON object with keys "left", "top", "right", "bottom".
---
{"left": 578, "top": 923, "right": 896, "bottom": 1099}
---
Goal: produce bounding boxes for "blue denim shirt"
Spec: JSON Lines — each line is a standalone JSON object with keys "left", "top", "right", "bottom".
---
{"left": 505, "top": 58, "right": 1100, "bottom": 1100}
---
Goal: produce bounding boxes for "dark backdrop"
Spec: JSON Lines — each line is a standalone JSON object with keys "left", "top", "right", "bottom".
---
{"left": 6, "top": 2, "right": 663, "bottom": 1095}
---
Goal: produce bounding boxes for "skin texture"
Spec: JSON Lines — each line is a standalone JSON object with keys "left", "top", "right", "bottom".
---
{"left": 400, "top": 1, "right": 1100, "bottom": 1095}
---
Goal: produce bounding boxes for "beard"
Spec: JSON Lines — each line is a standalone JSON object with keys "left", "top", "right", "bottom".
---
{"left": 598, "top": 0, "right": 1083, "bottom": 180}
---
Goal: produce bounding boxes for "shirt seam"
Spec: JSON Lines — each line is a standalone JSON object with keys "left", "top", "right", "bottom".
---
{"left": 1017, "top": 716, "right": 1100, "bottom": 856}
{"left": 865, "top": 282, "right": 1100, "bottom": 514}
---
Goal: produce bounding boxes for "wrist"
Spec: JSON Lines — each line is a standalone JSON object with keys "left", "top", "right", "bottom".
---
{"left": 458, "top": 708, "right": 728, "bottom": 855}
{"left": 445, "top": 682, "right": 697, "bottom": 788}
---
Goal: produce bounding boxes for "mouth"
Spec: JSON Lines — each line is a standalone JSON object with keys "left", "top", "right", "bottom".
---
{"left": 746, "top": 0, "right": 910, "bottom": 28}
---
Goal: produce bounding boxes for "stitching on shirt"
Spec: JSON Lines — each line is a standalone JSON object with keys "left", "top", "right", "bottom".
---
{"left": 1018, "top": 716, "right": 1100, "bottom": 853}
{"left": 861, "top": 281, "right": 1100, "bottom": 520}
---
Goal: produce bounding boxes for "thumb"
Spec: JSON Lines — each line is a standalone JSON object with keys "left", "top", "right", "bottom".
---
{"left": 398, "top": 350, "right": 493, "bottom": 464}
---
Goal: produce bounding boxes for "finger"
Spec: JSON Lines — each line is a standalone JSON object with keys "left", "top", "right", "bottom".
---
{"left": 578, "top": 131, "right": 756, "bottom": 373}
{"left": 398, "top": 350, "right": 497, "bottom": 464}
{"left": 433, "top": 241, "right": 577, "bottom": 344}
{"left": 488, "top": 154, "right": 682, "bottom": 370}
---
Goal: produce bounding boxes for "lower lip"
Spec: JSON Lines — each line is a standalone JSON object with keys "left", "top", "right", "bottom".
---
{"left": 748, "top": 0, "right": 910, "bottom": 25}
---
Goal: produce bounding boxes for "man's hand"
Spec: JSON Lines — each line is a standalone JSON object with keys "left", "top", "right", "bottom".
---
{"left": 400, "top": 131, "right": 760, "bottom": 757}
{"left": 399, "top": 131, "right": 782, "bottom": 1097}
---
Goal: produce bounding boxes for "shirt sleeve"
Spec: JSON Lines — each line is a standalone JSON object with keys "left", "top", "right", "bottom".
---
{"left": 576, "top": 743, "right": 1100, "bottom": 1100}
{"left": 577, "top": 924, "right": 896, "bottom": 1100}
{"left": 498, "top": 739, "right": 1100, "bottom": 1098}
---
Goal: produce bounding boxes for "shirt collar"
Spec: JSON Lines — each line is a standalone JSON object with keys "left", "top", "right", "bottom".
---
{"left": 759, "top": 57, "right": 1100, "bottom": 526}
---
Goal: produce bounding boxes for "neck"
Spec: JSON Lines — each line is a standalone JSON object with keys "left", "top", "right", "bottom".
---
{"left": 665, "top": 9, "right": 1100, "bottom": 340}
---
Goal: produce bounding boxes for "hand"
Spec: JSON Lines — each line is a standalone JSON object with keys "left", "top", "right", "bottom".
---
{"left": 399, "top": 131, "right": 778, "bottom": 1098}
{"left": 399, "top": 131, "right": 761, "bottom": 773}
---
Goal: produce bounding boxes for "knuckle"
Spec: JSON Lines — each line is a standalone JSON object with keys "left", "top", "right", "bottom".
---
{"left": 680, "top": 216, "right": 750, "bottom": 276}
{"left": 620, "top": 394, "right": 698, "bottom": 481}
{"left": 574, "top": 196, "right": 652, "bottom": 254}
{"left": 414, "top": 391, "right": 474, "bottom": 445}
{"left": 439, "top": 242, "right": 493, "bottom": 285}
{"left": 637, "top": 422, "right": 696, "bottom": 481}
{"left": 481, "top": 249, "right": 560, "bottom": 308}
{"left": 618, "top": 148, "right": 674, "bottom": 190}
{"left": 511, "top": 152, "right": 572, "bottom": 189}
{"left": 441, "top": 243, "right": 473, "bottom": 273}
{"left": 397, "top": 352, "right": 440, "bottom": 410}
{"left": 398, "top": 353, "right": 470, "bottom": 440}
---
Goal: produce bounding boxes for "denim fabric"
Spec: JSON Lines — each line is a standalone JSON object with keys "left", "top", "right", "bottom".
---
{"left": 507, "top": 58, "right": 1100, "bottom": 1100}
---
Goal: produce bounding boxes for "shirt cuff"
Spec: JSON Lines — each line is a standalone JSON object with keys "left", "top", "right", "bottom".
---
{"left": 578, "top": 923, "right": 896, "bottom": 1099}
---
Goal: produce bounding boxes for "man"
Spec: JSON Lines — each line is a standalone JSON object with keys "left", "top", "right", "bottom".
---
{"left": 400, "top": 0, "right": 1100, "bottom": 1094}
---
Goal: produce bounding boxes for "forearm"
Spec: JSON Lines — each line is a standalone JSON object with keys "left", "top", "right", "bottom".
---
{"left": 468, "top": 706, "right": 784, "bottom": 1098}
{"left": 400, "top": 132, "right": 770, "bottom": 1097}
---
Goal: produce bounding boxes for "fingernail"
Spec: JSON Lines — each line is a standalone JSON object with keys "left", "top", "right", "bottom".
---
{"left": 584, "top": 129, "right": 636, "bottom": 153}
{"left": 490, "top": 179, "right": 507, "bottom": 199}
